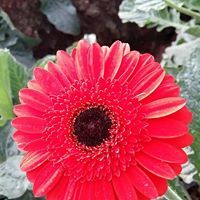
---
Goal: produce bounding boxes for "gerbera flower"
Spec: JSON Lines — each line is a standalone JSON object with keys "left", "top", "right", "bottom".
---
{"left": 12, "top": 40, "right": 193, "bottom": 200}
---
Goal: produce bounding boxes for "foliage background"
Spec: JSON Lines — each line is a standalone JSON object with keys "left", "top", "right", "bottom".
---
{"left": 0, "top": 0, "right": 200, "bottom": 199}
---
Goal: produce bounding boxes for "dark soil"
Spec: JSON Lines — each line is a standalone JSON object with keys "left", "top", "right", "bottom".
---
{"left": 0, "top": 0, "right": 175, "bottom": 61}
{"left": 188, "top": 184, "right": 200, "bottom": 200}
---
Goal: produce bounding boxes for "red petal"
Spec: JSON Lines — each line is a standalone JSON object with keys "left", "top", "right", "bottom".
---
{"left": 163, "top": 74, "right": 175, "bottom": 83}
{"left": 127, "top": 166, "right": 158, "bottom": 198}
{"left": 95, "top": 180, "right": 115, "bottom": 200}
{"left": 147, "top": 117, "right": 188, "bottom": 138}
{"left": 143, "top": 97, "right": 186, "bottom": 118}
{"left": 27, "top": 79, "right": 43, "bottom": 91}
{"left": 21, "top": 138, "right": 47, "bottom": 151}
{"left": 112, "top": 173, "right": 138, "bottom": 200}
{"left": 128, "top": 53, "right": 154, "bottom": 83}
{"left": 34, "top": 67, "right": 63, "bottom": 95}
{"left": 134, "top": 70, "right": 165, "bottom": 100}
{"left": 14, "top": 104, "right": 43, "bottom": 117}
{"left": 128, "top": 62, "right": 162, "bottom": 92}
{"left": 12, "top": 117, "right": 46, "bottom": 133}
{"left": 78, "top": 182, "right": 94, "bottom": 200}
{"left": 162, "top": 133, "right": 194, "bottom": 148}
{"left": 27, "top": 161, "right": 49, "bottom": 182}
{"left": 88, "top": 43, "right": 104, "bottom": 80}
{"left": 116, "top": 51, "right": 140, "bottom": 83}
{"left": 33, "top": 162, "right": 63, "bottom": 197}
{"left": 72, "top": 183, "right": 83, "bottom": 200}
{"left": 47, "top": 176, "right": 69, "bottom": 200}
{"left": 13, "top": 131, "right": 43, "bottom": 144}
{"left": 56, "top": 50, "right": 78, "bottom": 82}
{"left": 75, "top": 40, "right": 90, "bottom": 80}
{"left": 170, "top": 163, "right": 182, "bottom": 175}
{"left": 122, "top": 43, "right": 130, "bottom": 54}
{"left": 101, "top": 46, "right": 110, "bottom": 59}
{"left": 62, "top": 179, "right": 77, "bottom": 200}
{"left": 137, "top": 53, "right": 154, "bottom": 69}
{"left": 19, "top": 88, "right": 52, "bottom": 111}
{"left": 135, "top": 191, "right": 148, "bottom": 200}
{"left": 129, "top": 62, "right": 159, "bottom": 87}
{"left": 47, "top": 61, "right": 70, "bottom": 88}
{"left": 143, "top": 140, "right": 188, "bottom": 163}
{"left": 135, "top": 152, "right": 176, "bottom": 179}
{"left": 143, "top": 169, "right": 168, "bottom": 196}
{"left": 104, "top": 41, "right": 124, "bottom": 80}
{"left": 71, "top": 48, "right": 77, "bottom": 59}
{"left": 21, "top": 151, "right": 49, "bottom": 171}
{"left": 169, "top": 106, "right": 192, "bottom": 123}
{"left": 141, "top": 75, "right": 180, "bottom": 105}
{"left": 152, "top": 178, "right": 168, "bottom": 197}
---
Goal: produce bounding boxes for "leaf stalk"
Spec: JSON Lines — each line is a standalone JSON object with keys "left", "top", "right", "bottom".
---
{"left": 164, "top": 0, "right": 200, "bottom": 21}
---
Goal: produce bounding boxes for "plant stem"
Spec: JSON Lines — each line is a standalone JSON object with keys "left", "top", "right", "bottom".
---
{"left": 164, "top": 187, "right": 183, "bottom": 200}
{"left": 164, "top": 0, "right": 200, "bottom": 21}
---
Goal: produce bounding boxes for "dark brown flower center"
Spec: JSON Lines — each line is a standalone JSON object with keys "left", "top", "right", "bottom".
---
{"left": 73, "top": 107, "right": 112, "bottom": 147}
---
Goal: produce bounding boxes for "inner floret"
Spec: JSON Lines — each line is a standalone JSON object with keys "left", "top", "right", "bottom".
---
{"left": 73, "top": 107, "right": 112, "bottom": 147}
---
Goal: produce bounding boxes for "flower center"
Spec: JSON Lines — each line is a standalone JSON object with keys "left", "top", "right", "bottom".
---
{"left": 73, "top": 107, "right": 112, "bottom": 147}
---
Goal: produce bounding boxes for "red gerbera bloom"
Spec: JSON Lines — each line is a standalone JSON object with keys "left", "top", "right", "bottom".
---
{"left": 12, "top": 40, "right": 193, "bottom": 200}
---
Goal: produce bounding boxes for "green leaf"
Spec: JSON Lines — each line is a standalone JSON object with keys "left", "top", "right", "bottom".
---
{"left": 40, "top": 0, "right": 80, "bottom": 35}
{"left": 30, "top": 54, "right": 56, "bottom": 78}
{"left": 163, "top": 38, "right": 200, "bottom": 183}
{"left": 162, "top": 179, "right": 191, "bottom": 200}
{"left": 0, "top": 9, "right": 40, "bottom": 67}
{"left": 0, "top": 122, "right": 28, "bottom": 199}
{"left": 33, "top": 54, "right": 56, "bottom": 68}
{"left": 133, "top": 0, "right": 166, "bottom": 11}
{"left": 0, "top": 155, "right": 29, "bottom": 199}
{"left": 119, "top": 0, "right": 189, "bottom": 31}
{"left": 14, "top": 190, "right": 45, "bottom": 200}
{"left": 179, "top": 147, "right": 197, "bottom": 184}
{"left": 182, "top": 0, "right": 200, "bottom": 11}
{"left": 190, "top": 138, "right": 200, "bottom": 183}
{"left": 168, "top": 179, "right": 192, "bottom": 200}
{"left": 10, "top": 46, "right": 36, "bottom": 68}
{"left": 1, "top": 49, "right": 29, "bottom": 104}
{"left": 0, "top": 122, "right": 11, "bottom": 163}
{"left": 0, "top": 50, "right": 14, "bottom": 126}
{"left": 163, "top": 39, "right": 200, "bottom": 68}
{"left": 0, "top": 49, "right": 29, "bottom": 126}
{"left": 177, "top": 45, "right": 200, "bottom": 182}
{"left": 178, "top": 45, "right": 200, "bottom": 131}
{"left": 0, "top": 121, "right": 19, "bottom": 162}
{"left": 186, "top": 26, "right": 200, "bottom": 37}
{"left": 7, "top": 52, "right": 29, "bottom": 105}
